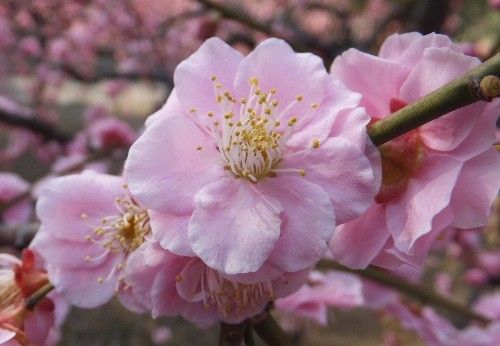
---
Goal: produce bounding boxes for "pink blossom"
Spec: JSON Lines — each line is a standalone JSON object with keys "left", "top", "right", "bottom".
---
{"left": 331, "top": 32, "right": 500, "bottom": 269}
{"left": 125, "top": 37, "right": 380, "bottom": 277}
{"left": 124, "top": 240, "right": 308, "bottom": 326}
{"left": 0, "top": 250, "right": 68, "bottom": 346}
{"left": 87, "top": 117, "right": 137, "bottom": 151}
{"left": 478, "top": 251, "right": 500, "bottom": 279}
{"left": 30, "top": 170, "right": 151, "bottom": 309}
{"left": 275, "top": 270, "right": 364, "bottom": 325}
{"left": 0, "top": 173, "right": 31, "bottom": 225}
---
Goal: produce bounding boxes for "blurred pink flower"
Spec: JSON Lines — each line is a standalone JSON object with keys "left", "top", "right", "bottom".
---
{"left": 87, "top": 117, "right": 137, "bottom": 151}
{"left": 478, "top": 251, "right": 500, "bottom": 279}
{"left": 331, "top": 32, "right": 500, "bottom": 269}
{"left": 124, "top": 240, "right": 308, "bottom": 326}
{"left": 0, "top": 173, "right": 31, "bottom": 225}
{"left": 0, "top": 250, "right": 68, "bottom": 346}
{"left": 275, "top": 270, "right": 364, "bottom": 325}
{"left": 31, "top": 170, "right": 151, "bottom": 309}
{"left": 125, "top": 37, "right": 380, "bottom": 276}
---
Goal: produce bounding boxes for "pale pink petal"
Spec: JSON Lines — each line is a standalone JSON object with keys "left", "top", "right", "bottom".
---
{"left": 330, "top": 203, "right": 389, "bottom": 269}
{"left": 150, "top": 210, "right": 195, "bottom": 256}
{"left": 263, "top": 176, "right": 334, "bottom": 272}
{"left": 451, "top": 148, "right": 500, "bottom": 229}
{"left": 48, "top": 253, "right": 120, "bottom": 308}
{"left": 380, "top": 32, "right": 461, "bottom": 66}
{"left": 124, "top": 114, "right": 223, "bottom": 214}
{"left": 286, "top": 78, "right": 362, "bottom": 148}
{"left": 175, "top": 258, "right": 205, "bottom": 302}
{"left": 24, "top": 308, "right": 54, "bottom": 346}
{"left": 378, "top": 32, "right": 424, "bottom": 61}
{"left": 401, "top": 47, "right": 481, "bottom": 151}
{"left": 174, "top": 37, "right": 243, "bottom": 119}
{"left": 282, "top": 137, "right": 377, "bottom": 224}
{"left": 0, "top": 329, "right": 16, "bottom": 344}
{"left": 332, "top": 48, "right": 409, "bottom": 118}
{"left": 386, "top": 154, "right": 461, "bottom": 251}
{"left": 145, "top": 88, "right": 183, "bottom": 127}
{"left": 35, "top": 171, "right": 123, "bottom": 242}
{"left": 188, "top": 178, "right": 282, "bottom": 274}
{"left": 234, "top": 38, "right": 328, "bottom": 126}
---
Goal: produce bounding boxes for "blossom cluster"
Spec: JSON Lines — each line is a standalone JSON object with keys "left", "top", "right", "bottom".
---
{"left": 0, "top": 25, "right": 499, "bottom": 346}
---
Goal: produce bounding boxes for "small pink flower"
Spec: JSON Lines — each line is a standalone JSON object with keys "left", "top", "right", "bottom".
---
{"left": 275, "top": 270, "right": 363, "bottom": 325}
{"left": 331, "top": 32, "right": 500, "bottom": 269}
{"left": 0, "top": 250, "right": 68, "bottom": 346}
{"left": 87, "top": 117, "right": 137, "bottom": 151}
{"left": 31, "top": 170, "right": 151, "bottom": 309}
{"left": 125, "top": 37, "right": 380, "bottom": 276}
{"left": 124, "top": 240, "right": 308, "bottom": 326}
{"left": 0, "top": 173, "right": 31, "bottom": 225}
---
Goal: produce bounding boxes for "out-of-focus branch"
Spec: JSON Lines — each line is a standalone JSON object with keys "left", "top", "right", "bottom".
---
{"left": 194, "top": 0, "right": 334, "bottom": 61}
{"left": 368, "top": 53, "right": 500, "bottom": 146}
{"left": 0, "top": 104, "right": 72, "bottom": 143}
{"left": 251, "top": 309, "right": 292, "bottom": 346}
{"left": 219, "top": 322, "right": 247, "bottom": 346}
{"left": 0, "top": 223, "right": 38, "bottom": 249}
{"left": 408, "top": 0, "right": 450, "bottom": 34}
{"left": 317, "top": 260, "right": 492, "bottom": 325}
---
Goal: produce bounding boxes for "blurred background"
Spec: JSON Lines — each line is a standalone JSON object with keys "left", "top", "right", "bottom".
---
{"left": 0, "top": 0, "right": 499, "bottom": 345}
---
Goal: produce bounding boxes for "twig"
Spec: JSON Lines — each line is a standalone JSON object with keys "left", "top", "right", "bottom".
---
{"left": 219, "top": 322, "right": 246, "bottom": 346}
{"left": 317, "top": 260, "right": 492, "bottom": 326}
{"left": 0, "top": 107, "right": 72, "bottom": 143}
{"left": 252, "top": 309, "right": 293, "bottom": 346}
{"left": 368, "top": 53, "right": 500, "bottom": 146}
{"left": 25, "top": 282, "right": 54, "bottom": 311}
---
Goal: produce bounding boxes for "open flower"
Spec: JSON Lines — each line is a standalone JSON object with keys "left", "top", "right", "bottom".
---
{"left": 124, "top": 240, "right": 308, "bottom": 326}
{"left": 0, "top": 249, "right": 67, "bottom": 346}
{"left": 124, "top": 37, "right": 380, "bottom": 276}
{"left": 330, "top": 32, "right": 500, "bottom": 269}
{"left": 31, "top": 170, "right": 151, "bottom": 309}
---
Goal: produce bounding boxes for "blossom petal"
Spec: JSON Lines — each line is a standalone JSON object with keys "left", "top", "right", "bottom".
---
{"left": 332, "top": 48, "right": 409, "bottom": 118}
{"left": 145, "top": 88, "right": 184, "bottom": 127}
{"left": 234, "top": 38, "right": 328, "bottom": 126}
{"left": 330, "top": 203, "right": 389, "bottom": 269}
{"left": 451, "top": 148, "right": 500, "bottom": 229}
{"left": 263, "top": 176, "right": 335, "bottom": 272}
{"left": 282, "top": 137, "right": 377, "bottom": 224}
{"left": 35, "top": 171, "right": 123, "bottom": 242}
{"left": 386, "top": 153, "right": 461, "bottom": 251}
{"left": 400, "top": 47, "right": 481, "bottom": 151}
{"left": 188, "top": 178, "right": 282, "bottom": 274}
{"left": 174, "top": 37, "right": 243, "bottom": 119}
{"left": 124, "top": 114, "right": 223, "bottom": 213}
{"left": 150, "top": 210, "right": 195, "bottom": 256}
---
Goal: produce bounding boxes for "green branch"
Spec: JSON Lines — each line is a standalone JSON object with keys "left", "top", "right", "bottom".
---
{"left": 368, "top": 53, "right": 500, "bottom": 146}
{"left": 317, "top": 260, "right": 491, "bottom": 326}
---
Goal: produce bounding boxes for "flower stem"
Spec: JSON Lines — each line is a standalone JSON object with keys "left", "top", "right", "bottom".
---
{"left": 368, "top": 53, "right": 500, "bottom": 146}
{"left": 252, "top": 310, "right": 293, "bottom": 346}
{"left": 25, "top": 283, "right": 54, "bottom": 311}
{"left": 317, "top": 260, "right": 492, "bottom": 325}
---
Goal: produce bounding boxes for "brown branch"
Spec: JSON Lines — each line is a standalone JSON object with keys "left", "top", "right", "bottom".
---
{"left": 219, "top": 321, "right": 247, "bottom": 346}
{"left": 317, "top": 260, "right": 492, "bottom": 326}
{"left": 251, "top": 309, "right": 293, "bottom": 346}
{"left": 25, "top": 283, "right": 54, "bottom": 310}
{"left": 0, "top": 105, "right": 72, "bottom": 143}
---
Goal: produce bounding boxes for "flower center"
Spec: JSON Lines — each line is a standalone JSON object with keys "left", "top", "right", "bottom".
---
{"left": 82, "top": 188, "right": 150, "bottom": 283}
{"left": 191, "top": 76, "right": 321, "bottom": 182}
{"left": 176, "top": 261, "right": 276, "bottom": 317}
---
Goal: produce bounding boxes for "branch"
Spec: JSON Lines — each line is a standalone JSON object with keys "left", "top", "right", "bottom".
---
{"left": 0, "top": 105, "right": 72, "bottom": 143}
{"left": 317, "top": 260, "right": 492, "bottom": 326}
{"left": 368, "top": 53, "right": 500, "bottom": 146}
{"left": 251, "top": 309, "right": 293, "bottom": 346}
{"left": 194, "top": 0, "right": 333, "bottom": 61}
{"left": 25, "top": 283, "right": 54, "bottom": 310}
{"left": 219, "top": 322, "right": 247, "bottom": 346}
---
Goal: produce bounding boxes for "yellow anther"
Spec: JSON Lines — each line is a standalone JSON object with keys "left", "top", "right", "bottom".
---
{"left": 296, "top": 95, "right": 303, "bottom": 102}
{"left": 271, "top": 100, "right": 279, "bottom": 107}
{"left": 211, "top": 75, "right": 217, "bottom": 81}
{"left": 312, "top": 139, "right": 321, "bottom": 149}
{"left": 270, "top": 88, "right": 277, "bottom": 94}
{"left": 207, "top": 111, "right": 214, "bottom": 117}
{"left": 97, "top": 277, "right": 104, "bottom": 283}
{"left": 196, "top": 145, "right": 203, "bottom": 150}
{"left": 249, "top": 77, "right": 259, "bottom": 86}
{"left": 288, "top": 117, "right": 298, "bottom": 126}
{"left": 175, "top": 275, "right": 183, "bottom": 282}
{"left": 298, "top": 169, "right": 306, "bottom": 176}
{"left": 214, "top": 121, "right": 220, "bottom": 126}
{"left": 240, "top": 98, "right": 247, "bottom": 104}
{"left": 215, "top": 83, "right": 222, "bottom": 89}
{"left": 216, "top": 95, "right": 222, "bottom": 103}
{"left": 224, "top": 112, "right": 233, "bottom": 119}
{"left": 311, "top": 103, "right": 319, "bottom": 109}
{"left": 122, "top": 183, "right": 128, "bottom": 189}
{"left": 189, "top": 107, "right": 197, "bottom": 113}
{"left": 275, "top": 121, "right": 280, "bottom": 127}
